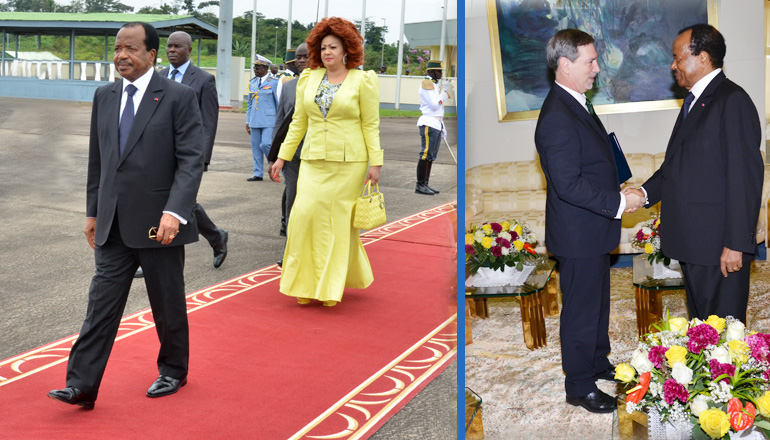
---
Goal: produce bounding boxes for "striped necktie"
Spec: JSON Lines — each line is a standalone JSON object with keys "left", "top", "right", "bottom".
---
{"left": 585, "top": 98, "right": 602, "bottom": 127}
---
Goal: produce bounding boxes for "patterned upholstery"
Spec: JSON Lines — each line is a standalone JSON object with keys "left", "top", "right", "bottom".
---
{"left": 465, "top": 152, "right": 770, "bottom": 255}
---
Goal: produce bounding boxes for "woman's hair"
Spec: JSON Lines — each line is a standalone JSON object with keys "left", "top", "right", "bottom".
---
{"left": 306, "top": 17, "right": 364, "bottom": 69}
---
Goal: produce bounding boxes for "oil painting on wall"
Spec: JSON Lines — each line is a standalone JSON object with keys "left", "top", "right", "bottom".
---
{"left": 489, "top": 0, "right": 713, "bottom": 121}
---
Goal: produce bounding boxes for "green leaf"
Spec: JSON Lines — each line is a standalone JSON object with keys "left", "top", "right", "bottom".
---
{"left": 753, "top": 420, "right": 770, "bottom": 430}
{"left": 691, "top": 424, "right": 711, "bottom": 440}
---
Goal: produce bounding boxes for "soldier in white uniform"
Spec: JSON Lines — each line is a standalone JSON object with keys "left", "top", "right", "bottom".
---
{"left": 415, "top": 60, "right": 452, "bottom": 195}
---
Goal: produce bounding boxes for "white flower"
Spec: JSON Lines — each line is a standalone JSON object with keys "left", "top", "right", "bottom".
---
{"left": 499, "top": 231, "right": 512, "bottom": 241}
{"left": 710, "top": 346, "right": 731, "bottom": 364}
{"left": 690, "top": 394, "right": 709, "bottom": 416}
{"left": 641, "top": 226, "right": 653, "bottom": 236}
{"left": 725, "top": 321, "right": 746, "bottom": 342}
{"left": 630, "top": 349, "right": 654, "bottom": 374}
{"left": 671, "top": 362, "right": 693, "bottom": 385}
{"left": 473, "top": 230, "right": 485, "bottom": 242}
{"left": 690, "top": 317, "right": 704, "bottom": 327}
{"left": 501, "top": 247, "right": 510, "bottom": 256}
{"left": 528, "top": 231, "right": 538, "bottom": 242}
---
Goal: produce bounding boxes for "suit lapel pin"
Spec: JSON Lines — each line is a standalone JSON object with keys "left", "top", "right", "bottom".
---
{"left": 154, "top": 97, "right": 158, "bottom": 101}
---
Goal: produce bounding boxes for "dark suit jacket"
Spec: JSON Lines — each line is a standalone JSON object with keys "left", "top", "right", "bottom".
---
{"left": 642, "top": 71, "right": 763, "bottom": 265}
{"left": 534, "top": 85, "right": 622, "bottom": 258}
{"left": 159, "top": 63, "right": 219, "bottom": 165}
{"left": 268, "top": 77, "right": 304, "bottom": 163}
{"left": 86, "top": 70, "right": 204, "bottom": 248}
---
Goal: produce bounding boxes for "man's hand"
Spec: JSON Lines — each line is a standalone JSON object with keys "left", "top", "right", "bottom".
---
{"left": 367, "top": 166, "right": 381, "bottom": 185}
{"left": 84, "top": 217, "right": 97, "bottom": 250}
{"left": 157, "top": 213, "right": 181, "bottom": 246}
{"left": 623, "top": 187, "right": 646, "bottom": 213}
{"left": 245, "top": 123, "right": 251, "bottom": 135}
{"left": 720, "top": 247, "right": 743, "bottom": 277}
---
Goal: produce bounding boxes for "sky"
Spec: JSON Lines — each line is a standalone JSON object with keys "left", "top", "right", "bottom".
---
{"left": 115, "top": 0, "right": 458, "bottom": 44}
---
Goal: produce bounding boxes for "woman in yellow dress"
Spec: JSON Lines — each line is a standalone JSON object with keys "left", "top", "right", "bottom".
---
{"left": 270, "top": 17, "right": 383, "bottom": 307}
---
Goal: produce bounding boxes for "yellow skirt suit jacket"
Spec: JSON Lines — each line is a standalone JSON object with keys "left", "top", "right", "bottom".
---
{"left": 277, "top": 68, "right": 384, "bottom": 302}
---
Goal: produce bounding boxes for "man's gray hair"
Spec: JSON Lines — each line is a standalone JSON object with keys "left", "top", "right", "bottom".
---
{"left": 546, "top": 29, "right": 595, "bottom": 71}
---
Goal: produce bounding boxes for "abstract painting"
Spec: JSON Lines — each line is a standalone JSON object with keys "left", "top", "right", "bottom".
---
{"left": 488, "top": 0, "right": 714, "bottom": 121}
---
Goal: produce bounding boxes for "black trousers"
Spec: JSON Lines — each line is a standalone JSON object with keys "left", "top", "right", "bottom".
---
{"left": 556, "top": 254, "right": 612, "bottom": 397}
{"left": 194, "top": 202, "right": 220, "bottom": 248}
{"left": 680, "top": 253, "right": 752, "bottom": 322}
{"left": 66, "top": 215, "right": 189, "bottom": 398}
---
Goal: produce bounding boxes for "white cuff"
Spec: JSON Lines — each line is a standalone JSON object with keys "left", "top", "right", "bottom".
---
{"left": 163, "top": 211, "right": 188, "bottom": 225}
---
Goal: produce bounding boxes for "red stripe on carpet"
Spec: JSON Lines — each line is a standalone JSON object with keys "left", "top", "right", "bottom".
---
{"left": 0, "top": 204, "right": 457, "bottom": 439}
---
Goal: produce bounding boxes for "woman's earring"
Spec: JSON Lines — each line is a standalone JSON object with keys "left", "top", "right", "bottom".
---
{"left": 343, "top": 54, "right": 348, "bottom": 65}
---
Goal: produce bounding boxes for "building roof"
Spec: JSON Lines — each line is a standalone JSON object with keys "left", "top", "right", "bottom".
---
{"left": 0, "top": 12, "right": 218, "bottom": 39}
{"left": 403, "top": 19, "right": 457, "bottom": 48}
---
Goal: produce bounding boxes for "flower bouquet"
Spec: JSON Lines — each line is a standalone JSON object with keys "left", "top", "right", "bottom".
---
{"left": 617, "top": 313, "right": 770, "bottom": 440}
{"left": 633, "top": 213, "right": 668, "bottom": 265}
{"left": 464, "top": 221, "right": 539, "bottom": 287}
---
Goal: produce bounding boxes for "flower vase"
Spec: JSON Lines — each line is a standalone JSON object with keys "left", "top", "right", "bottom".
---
{"left": 647, "top": 408, "right": 691, "bottom": 440}
{"left": 465, "top": 265, "right": 536, "bottom": 288}
{"left": 651, "top": 259, "right": 682, "bottom": 280}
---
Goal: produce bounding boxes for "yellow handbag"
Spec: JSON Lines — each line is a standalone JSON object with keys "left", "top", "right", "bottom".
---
{"left": 353, "top": 181, "right": 386, "bottom": 230}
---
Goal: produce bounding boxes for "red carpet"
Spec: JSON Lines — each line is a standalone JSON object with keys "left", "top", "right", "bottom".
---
{"left": 0, "top": 203, "right": 457, "bottom": 439}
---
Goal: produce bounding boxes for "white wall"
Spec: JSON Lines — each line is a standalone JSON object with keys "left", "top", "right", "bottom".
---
{"left": 465, "top": 0, "right": 766, "bottom": 169}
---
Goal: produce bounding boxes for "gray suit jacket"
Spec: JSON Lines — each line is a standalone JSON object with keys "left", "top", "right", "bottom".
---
{"left": 86, "top": 71, "right": 204, "bottom": 248}
{"left": 159, "top": 63, "right": 219, "bottom": 165}
{"left": 270, "top": 77, "right": 304, "bottom": 161}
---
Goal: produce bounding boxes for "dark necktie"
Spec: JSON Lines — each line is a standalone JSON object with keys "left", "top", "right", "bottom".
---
{"left": 119, "top": 84, "right": 137, "bottom": 156}
{"left": 585, "top": 98, "right": 602, "bottom": 127}
{"left": 171, "top": 69, "right": 179, "bottom": 82}
{"left": 682, "top": 92, "right": 695, "bottom": 120}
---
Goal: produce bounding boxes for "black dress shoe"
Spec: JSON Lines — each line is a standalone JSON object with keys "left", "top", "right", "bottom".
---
{"left": 134, "top": 267, "right": 144, "bottom": 278}
{"left": 146, "top": 375, "right": 187, "bottom": 398}
{"left": 566, "top": 390, "right": 617, "bottom": 413}
{"left": 213, "top": 229, "right": 228, "bottom": 268}
{"left": 246, "top": 176, "right": 263, "bottom": 181}
{"left": 48, "top": 386, "right": 96, "bottom": 409}
{"left": 415, "top": 183, "right": 435, "bottom": 195}
{"left": 425, "top": 184, "right": 440, "bottom": 194}
{"left": 595, "top": 365, "right": 621, "bottom": 382}
{"left": 277, "top": 259, "right": 283, "bottom": 267}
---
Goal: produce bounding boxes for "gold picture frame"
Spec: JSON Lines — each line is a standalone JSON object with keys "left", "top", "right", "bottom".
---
{"left": 487, "top": 0, "right": 718, "bottom": 122}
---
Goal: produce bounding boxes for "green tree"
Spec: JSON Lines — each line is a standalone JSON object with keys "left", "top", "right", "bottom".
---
{"left": 9, "top": 0, "right": 58, "bottom": 12}
{"left": 85, "top": 0, "right": 133, "bottom": 13}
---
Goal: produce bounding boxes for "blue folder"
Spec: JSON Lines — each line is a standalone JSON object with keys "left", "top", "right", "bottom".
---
{"left": 609, "top": 132, "right": 632, "bottom": 183}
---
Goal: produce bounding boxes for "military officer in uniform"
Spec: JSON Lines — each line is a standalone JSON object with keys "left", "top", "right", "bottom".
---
{"left": 245, "top": 54, "right": 280, "bottom": 181}
{"left": 415, "top": 60, "right": 452, "bottom": 195}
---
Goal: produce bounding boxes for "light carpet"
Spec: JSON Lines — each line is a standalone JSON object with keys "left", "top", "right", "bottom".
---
{"left": 465, "top": 260, "right": 770, "bottom": 440}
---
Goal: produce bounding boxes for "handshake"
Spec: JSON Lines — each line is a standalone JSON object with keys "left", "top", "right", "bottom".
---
{"left": 623, "top": 187, "right": 646, "bottom": 213}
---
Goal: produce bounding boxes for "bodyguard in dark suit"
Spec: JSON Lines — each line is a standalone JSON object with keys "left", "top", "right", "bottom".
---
{"left": 160, "top": 31, "right": 228, "bottom": 269}
{"left": 633, "top": 24, "right": 763, "bottom": 323}
{"left": 269, "top": 43, "right": 309, "bottom": 251}
{"left": 535, "top": 29, "right": 645, "bottom": 413}
{"left": 48, "top": 22, "right": 204, "bottom": 409}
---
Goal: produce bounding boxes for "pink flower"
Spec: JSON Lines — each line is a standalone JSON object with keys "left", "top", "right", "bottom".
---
{"left": 663, "top": 379, "right": 688, "bottom": 405}
{"left": 465, "top": 245, "right": 475, "bottom": 255}
{"left": 496, "top": 238, "right": 511, "bottom": 248}
{"left": 490, "top": 246, "right": 502, "bottom": 257}
{"left": 636, "top": 230, "right": 646, "bottom": 241}
{"left": 649, "top": 346, "right": 667, "bottom": 369}
{"left": 490, "top": 223, "right": 502, "bottom": 233}
{"left": 709, "top": 359, "right": 736, "bottom": 383}
{"left": 745, "top": 333, "right": 769, "bottom": 362}
{"left": 417, "top": 56, "right": 424, "bottom": 63}
{"left": 510, "top": 231, "right": 519, "bottom": 241}
{"left": 410, "top": 49, "right": 417, "bottom": 53}
{"left": 687, "top": 324, "right": 720, "bottom": 354}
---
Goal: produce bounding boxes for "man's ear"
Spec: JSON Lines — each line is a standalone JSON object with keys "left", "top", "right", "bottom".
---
{"left": 558, "top": 56, "right": 570, "bottom": 74}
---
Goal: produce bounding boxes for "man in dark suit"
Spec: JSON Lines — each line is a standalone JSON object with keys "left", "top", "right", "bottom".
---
{"left": 628, "top": 24, "right": 763, "bottom": 322}
{"left": 535, "top": 29, "right": 644, "bottom": 413}
{"left": 269, "top": 43, "right": 308, "bottom": 250}
{"left": 160, "top": 30, "right": 228, "bottom": 269}
{"left": 48, "top": 22, "right": 204, "bottom": 409}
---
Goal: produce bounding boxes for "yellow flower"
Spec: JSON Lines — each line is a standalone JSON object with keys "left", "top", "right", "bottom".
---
{"left": 465, "top": 233, "right": 474, "bottom": 245}
{"left": 614, "top": 363, "right": 635, "bottom": 383}
{"left": 481, "top": 224, "right": 492, "bottom": 235}
{"left": 500, "top": 221, "right": 511, "bottom": 231}
{"left": 512, "top": 240, "right": 524, "bottom": 251}
{"left": 756, "top": 391, "right": 770, "bottom": 417}
{"left": 644, "top": 243, "right": 654, "bottom": 254}
{"left": 653, "top": 219, "right": 660, "bottom": 228}
{"left": 668, "top": 317, "right": 689, "bottom": 336}
{"left": 706, "top": 315, "right": 726, "bottom": 334}
{"left": 481, "top": 237, "right": 493, "bottom": 249}
{"left": 513, "top": 224, "right": 523, "bottom": 235}
{"left": 728, "top": 339, "right": 750, "bottom": 365}
{"left": 698, "top": 408, "right": 730, "bottom": 439}
{"left": 665, "top": 345, "right": 687, "bottom": 367}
